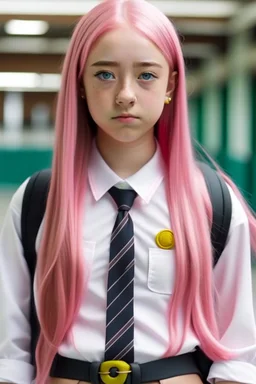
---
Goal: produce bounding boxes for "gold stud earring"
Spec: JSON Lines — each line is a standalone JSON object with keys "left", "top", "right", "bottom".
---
{"left": 164, "top": 96, "right": 172, "bottom": 105}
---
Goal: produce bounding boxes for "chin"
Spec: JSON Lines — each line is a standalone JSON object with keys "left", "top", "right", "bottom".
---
{"left": 113, "top": 134, "right": 142, "bottom": 144}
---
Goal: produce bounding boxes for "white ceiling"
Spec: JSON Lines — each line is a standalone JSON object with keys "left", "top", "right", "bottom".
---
{"left": 0, "top": 0, "right": 243, "bottom": 17}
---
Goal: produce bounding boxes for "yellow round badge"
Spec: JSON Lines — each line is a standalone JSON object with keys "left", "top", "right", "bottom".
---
{"left": 155, "top": 230, "right": 175, "bottom": 250}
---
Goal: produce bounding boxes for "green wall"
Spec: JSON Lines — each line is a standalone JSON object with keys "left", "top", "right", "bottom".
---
{"left": 0, "top": 147, "right": 52, "bottom": 186}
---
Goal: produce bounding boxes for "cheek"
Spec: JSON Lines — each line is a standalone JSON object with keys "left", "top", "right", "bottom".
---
{"left": 86, "top": 84, "right": 100, "bottom": 101}
{"left": 86, "top": 87, "right": 111, "bottom": 116}
{"left": 141, "top": 83, "right": 165, "bottom": 104}
{"left": 141, "top": 92, "right": 165, "bottom": 118}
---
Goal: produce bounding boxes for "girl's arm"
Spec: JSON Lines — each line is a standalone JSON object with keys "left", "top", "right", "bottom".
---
{"left": 0, "top": 180, "right": 35, "bottom": 384}
{"left": 207, "top": 185, "right": 256, "bottom": 384}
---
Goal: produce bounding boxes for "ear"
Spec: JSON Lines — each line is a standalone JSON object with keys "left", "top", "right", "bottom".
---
{"left": 166, "top": 71, "right": 178, "bottom": 98}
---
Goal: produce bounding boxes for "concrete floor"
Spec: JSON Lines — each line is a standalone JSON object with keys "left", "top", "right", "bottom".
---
{"left": 1, "top": 188, "right": 256, "bottom": 318}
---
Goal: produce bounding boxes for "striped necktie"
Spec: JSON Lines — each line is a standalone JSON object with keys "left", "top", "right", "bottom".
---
{"left": 105, "top": 186, "right": 137, "bottom": 363}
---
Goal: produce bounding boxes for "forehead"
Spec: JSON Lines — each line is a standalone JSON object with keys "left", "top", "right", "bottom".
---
{"left": 86, "top": 27, "right": 168, "bottom": 67}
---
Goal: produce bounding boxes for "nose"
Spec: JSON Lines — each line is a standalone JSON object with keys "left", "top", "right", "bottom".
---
{"left": 115, "top": 85, "right": 137, "bottom": 108}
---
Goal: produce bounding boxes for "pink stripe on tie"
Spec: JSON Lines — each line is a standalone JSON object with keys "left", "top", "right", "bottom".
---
{"left": 114, "top": 340, "right": 134, "bottom": 360}
{"left": 105, "top": 317, "right": 134, "bottom": 351}
{"left": 108, "top": 260, "right": 134, "bottom": 291}
{"left": 109, "top": 237, "right": 134, "bottom": 270}
{"left": 106, "top": 298, "right": 133, "bottom": 327}
{"left": 111, "top": 213, "right": 129, "bottom": 242}
{"left": 107, "top": 279, "right": 134, "bottom": 310}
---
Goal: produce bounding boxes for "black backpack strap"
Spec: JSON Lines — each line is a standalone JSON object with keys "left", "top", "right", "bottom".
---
{"left": 21, "top": 169, "right": 51, "bottom": 366}
{"left": 198, "top": 162, "right": 232, "bottom": 266}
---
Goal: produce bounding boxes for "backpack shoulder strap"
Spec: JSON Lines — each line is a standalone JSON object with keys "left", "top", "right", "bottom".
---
{"left": 21, "top": 168, "right": 51, "bottom": 365}
{"left": 21, "top": 169, "right": 51, "bottom": 275}
{"left": 198, "top": 162, "right": 232, "bottom": 266}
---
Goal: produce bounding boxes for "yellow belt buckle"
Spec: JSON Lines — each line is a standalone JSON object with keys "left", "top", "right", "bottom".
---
{"left": 99, "top": 360, "right": 131, "bottom": 384}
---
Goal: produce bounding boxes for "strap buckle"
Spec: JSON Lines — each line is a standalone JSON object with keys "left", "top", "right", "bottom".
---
{"left": 99, "top": 360, "right": 131, "bottom": 384}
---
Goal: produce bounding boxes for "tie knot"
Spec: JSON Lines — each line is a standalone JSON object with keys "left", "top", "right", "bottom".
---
{"left": 108, "top": 186, "right": 137, "bottom": 211}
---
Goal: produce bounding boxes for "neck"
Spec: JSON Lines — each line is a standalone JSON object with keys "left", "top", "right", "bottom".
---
{"left": 95, "top": 133, "right": 156, "bottom": 179}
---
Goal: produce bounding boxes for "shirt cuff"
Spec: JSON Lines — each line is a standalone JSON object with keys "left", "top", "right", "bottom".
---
{"left": 207, "top": 360, "right": 256, "bottom": 384}
{"left": 0, "top": 359, "right": 35, "bottom": 384}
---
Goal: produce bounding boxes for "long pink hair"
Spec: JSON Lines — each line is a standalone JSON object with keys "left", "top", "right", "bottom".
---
{"left": 35, "top": 0, "right": 256, "bottom": 382}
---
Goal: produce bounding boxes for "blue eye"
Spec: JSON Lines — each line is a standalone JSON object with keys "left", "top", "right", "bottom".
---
{"left": 95, "top": 71, "right": 115, "bottom": 81}
{"left": 139, "top": 73, "right": 156, "bottom": 81}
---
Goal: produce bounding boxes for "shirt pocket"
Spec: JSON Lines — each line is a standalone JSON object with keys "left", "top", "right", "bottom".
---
{"left": 148, "top": 248, "right": 175, "bottom": 294}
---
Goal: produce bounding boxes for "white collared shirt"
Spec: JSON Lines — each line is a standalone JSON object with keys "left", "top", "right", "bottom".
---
{"left": 0, "top": 143, "right": 256, "bottom": 384}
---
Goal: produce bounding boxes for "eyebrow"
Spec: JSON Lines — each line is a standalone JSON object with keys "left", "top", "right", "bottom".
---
{"left": 91, "top": 61, "right": 163, "bottom": 68}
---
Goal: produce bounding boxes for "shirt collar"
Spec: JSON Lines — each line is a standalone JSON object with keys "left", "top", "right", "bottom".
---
{"left": 88, "top": 140, "right": 165, "bottom": 203}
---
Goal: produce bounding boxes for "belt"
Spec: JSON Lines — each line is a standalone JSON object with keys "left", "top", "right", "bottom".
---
{"left": 50, "top": 353, "right": 204, "bottom": 384}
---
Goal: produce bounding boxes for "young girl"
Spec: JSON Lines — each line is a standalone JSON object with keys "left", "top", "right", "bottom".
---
{"left": 0, "top": 1, "right": 255, "bottom": 384}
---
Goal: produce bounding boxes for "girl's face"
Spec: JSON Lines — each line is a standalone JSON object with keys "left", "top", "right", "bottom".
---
{"left": 83, "top": 27, "right": 173, "bottom": 145}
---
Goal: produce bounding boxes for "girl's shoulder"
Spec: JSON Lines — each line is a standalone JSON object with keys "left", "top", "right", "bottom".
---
{"left": 226, "top": 183, "right": 248, "bottom": 228}
{"left": 9, "top": 177, "right": 30, "bottom": 217}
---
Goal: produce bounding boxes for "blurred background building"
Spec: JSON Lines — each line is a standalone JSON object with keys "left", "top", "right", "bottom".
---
{"left": 0, "top": 0, "right": 255, "bottom": 307}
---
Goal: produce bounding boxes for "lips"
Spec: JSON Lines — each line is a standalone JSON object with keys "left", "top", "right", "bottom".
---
{"left": 113, "top": 115, "right": 138, "bottom": 123}
{"left": 113, "top": 114, "right": 137, "bottom": 119}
